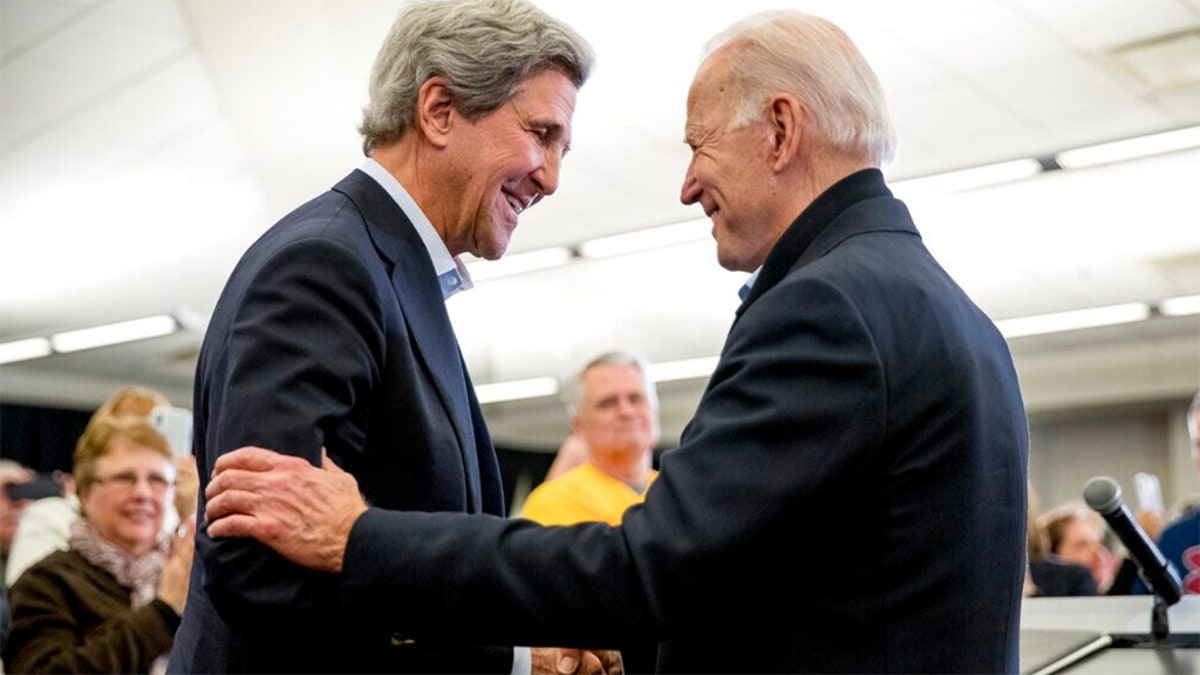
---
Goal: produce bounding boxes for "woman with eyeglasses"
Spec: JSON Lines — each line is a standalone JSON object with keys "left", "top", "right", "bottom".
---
{"left": 2, "top": 416, "right": 194, "bottom": 674}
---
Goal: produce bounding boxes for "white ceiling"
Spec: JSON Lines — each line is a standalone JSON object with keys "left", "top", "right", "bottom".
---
{"left": 2, "top": 0, "right": 1198, "bottom": 447}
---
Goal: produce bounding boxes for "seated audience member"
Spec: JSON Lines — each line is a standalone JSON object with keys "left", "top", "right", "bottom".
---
{"left": 1038, "top": 501, "right": 1122, "bottom": 594}
{"left": 0, "top": 461, "right": 35, "bottom": 573}
{"left": 86, "top": 387, "right": 197, "bottom": 520}
{"left": 5, "top": 386, "right": 196, "bottom": 588}
{"left": 520, "top": 351, "right": 660, "bottom": 526}
{"left": 2, "top": 416, "right": 195, "bottom": 674}
{"left": 1153, "top": 390, "right": 1200, "bottom": 594}
{"left": 3, "top": 473, "right": 74, "bottom": 589}
{"left": 0, "top": 459, "right": 35, "bottom": 658}
{"left": 1026, "top": 488, "right": 1097, "bottom": 597}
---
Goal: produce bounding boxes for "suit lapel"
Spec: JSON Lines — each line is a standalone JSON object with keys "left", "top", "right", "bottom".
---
{"left": 333, "top": 171, "right": 482, "bottom": 512}
{"left": 389, "top": 256, "right": 483, "bottom": 512}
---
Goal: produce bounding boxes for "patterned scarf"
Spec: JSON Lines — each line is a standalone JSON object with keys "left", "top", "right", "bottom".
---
{"left": 68, "top": 518, "right": 167, "bottom": 608}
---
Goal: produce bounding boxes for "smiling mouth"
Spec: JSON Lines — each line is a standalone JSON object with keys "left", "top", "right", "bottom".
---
{"left": 503, "top": 190, "right": 534, "bottom": 215}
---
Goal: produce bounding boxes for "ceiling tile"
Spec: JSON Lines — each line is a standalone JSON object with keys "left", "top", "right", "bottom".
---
{"left": 1, "top": 0, "right": 193, "bottom": 147}
{"left": 1005, "top": 0, "right": 1200, "bottom": 49}
{"left": 0, "top": 0, "right": 98, "bottom": 60}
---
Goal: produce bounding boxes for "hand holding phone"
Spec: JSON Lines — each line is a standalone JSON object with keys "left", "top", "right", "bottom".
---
{"left": 150, "top": 405, "right": 194, "bottom": 458}
{"left": 4, "top": 473, "right": 63, "bottom": 501}
{"left": 1133, "top": 472, "right": 1164, "bottom": 516}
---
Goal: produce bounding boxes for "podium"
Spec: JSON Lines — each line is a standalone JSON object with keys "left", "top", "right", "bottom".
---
{"left": 1020, "top": 596, "right": 1200, "bottom": 674}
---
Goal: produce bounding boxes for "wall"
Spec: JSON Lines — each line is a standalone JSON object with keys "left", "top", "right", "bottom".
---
{"left": 1029, "top": 398, "right": 1199, "bottom": 520}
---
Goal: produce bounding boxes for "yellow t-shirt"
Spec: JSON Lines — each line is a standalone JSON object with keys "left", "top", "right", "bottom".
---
{"left": 519, "top": 463, "right": 657, "bottom": 526}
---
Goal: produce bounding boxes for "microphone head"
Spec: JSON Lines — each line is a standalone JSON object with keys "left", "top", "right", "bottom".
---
{"left": 1084, "top": 476, "right": 1122, "bottom": 515}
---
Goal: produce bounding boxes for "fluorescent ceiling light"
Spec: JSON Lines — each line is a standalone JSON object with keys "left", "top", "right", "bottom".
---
{"left": 51, "top": 315, "right": 179, "bottom": 353}
{"left": 465, "top": 246, "right": 573, "bottom": 282}
{"left": 174, "top": 307, "right": 210, "bottom": 334}
{"left": 996, "top": 303, "right": 1151, "bottom": 339}
{"left": 647, "top": 355, "right": 720, "bottom": 383}
{"left": 1159, "top": 294, "right": 1200, "bottom": 317}
{"left": 578, "top": 219, "right": 710, "bottom": 259}
{"left": 1056, "top": 125, "right": 1200, "bottom": 169}
{"left": 892, "top": 158, "right": 1043, "bottom": 196}
{"left": 475, "top": 376, "right": 560, "bottom": 404}
{"left": 0, "top": 337, "right": 54, "bottom": 365}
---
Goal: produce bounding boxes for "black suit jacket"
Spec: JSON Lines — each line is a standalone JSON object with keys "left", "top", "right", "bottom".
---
{"left": 338, "top": 169, "right": 1029, "bottom": 673}
{"left": 168, "top": 170, "right": 510, "bottom": 673}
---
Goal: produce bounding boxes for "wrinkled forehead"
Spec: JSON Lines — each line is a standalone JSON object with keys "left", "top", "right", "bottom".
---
{"left": 687, "top": 52, "right": 739, "bottom": 121}
{"left": 512, "top": 69, "right": 578, "bottom": 116}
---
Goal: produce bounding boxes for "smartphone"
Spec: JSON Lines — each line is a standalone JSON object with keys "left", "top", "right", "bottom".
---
{"left": 150, "top": 405, "right": 194, "bottom": 458}
{"left": 5, "top": 473, "right": 62, "bottom": 501}
{"left": 1133, "top": 472, "right": 1164, "bottom": 516}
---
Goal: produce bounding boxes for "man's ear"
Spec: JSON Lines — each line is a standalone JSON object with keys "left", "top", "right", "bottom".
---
{"left": 769, "top": 93, "right": 804, "bottom": 172}
{"left": 417, "top": 77, "right": 456, "bottom": 149}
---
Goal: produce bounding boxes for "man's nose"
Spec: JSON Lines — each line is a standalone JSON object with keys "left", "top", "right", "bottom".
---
{"left": 532, "top": 150, "right": 561, "bottom": 198}
{"left": 680, "top": 163, "right": 700, "bottom": 205}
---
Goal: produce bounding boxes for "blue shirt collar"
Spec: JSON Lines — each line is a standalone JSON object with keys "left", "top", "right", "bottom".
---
{"left": 738, "top": 267, "right": 763, "bottom": 302}
{"left": 359, "top": 158, "right": 473, "bottom": 300}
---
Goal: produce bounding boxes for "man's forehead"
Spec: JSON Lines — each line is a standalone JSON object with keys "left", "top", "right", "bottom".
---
{"left": 585, "top": 364, "right": 646, "bottom": 390}
{"left": 686, "top": 59, "right": 736, "bottom": 125}
{"left": 514, "top": 70, "right": 577, "bottom": 110}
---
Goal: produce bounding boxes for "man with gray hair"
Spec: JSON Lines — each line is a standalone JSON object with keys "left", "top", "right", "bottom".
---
{"left": 169, "top": 1, "right": 593, "bottom": 672}
{"left": 204, "top": 9, "right": 1028, "bottom": 672}
{"left": 522, "top": 351, "right": 660, "bottom": 527}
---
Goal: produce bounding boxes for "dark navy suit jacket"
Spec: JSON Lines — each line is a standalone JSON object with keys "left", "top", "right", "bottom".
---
{"left": 168, "top": 170, "right": 510, "bottom": 673}
{"left": 338, "top": 170, "right": 1029, "bottom": 673}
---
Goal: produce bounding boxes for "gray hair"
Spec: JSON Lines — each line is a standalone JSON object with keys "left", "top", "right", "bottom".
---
{"left": 563, "top": 350, "right": 659, "bottom": 417}
{"left": 359, "top": 0, "right": 594, "bottom": 154}
{"left": 702, "top": 11, "right": 896, "bottom": 167}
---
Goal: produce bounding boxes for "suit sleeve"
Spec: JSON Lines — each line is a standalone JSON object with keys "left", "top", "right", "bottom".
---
{"left": 340, "top": 276, "right": 885, "bottom": 645}
{"left": 623, "top": 276, "right": 887, "bottom": 631}
{"left": 199, "top": 235, "right": 384, "bottom": 633}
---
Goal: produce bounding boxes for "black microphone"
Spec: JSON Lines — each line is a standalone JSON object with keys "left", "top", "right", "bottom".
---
{"left": 1083, "top": 476, "right": 1182, "bottom": 606}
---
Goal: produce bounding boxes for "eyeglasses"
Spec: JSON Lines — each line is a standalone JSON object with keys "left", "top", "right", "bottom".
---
{"left": 91, "top": 472, "right": 173, "bottom": 494}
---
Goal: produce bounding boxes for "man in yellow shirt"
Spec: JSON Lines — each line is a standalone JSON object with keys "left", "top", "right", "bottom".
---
{"left": 520, "top": 351, "right": 659, "bottom": 527}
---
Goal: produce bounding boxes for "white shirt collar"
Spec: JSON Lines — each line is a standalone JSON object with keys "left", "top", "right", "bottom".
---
{"left": 359, "top": 158, "right": 473, "bottom": 299}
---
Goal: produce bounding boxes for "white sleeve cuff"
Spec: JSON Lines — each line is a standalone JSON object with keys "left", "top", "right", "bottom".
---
{"left": 511, "top": 646, "right": 532, "bottom": 675}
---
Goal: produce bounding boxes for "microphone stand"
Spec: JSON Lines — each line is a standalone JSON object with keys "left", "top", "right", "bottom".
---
{"left": 1151, "top": 593, "right": 1170, "bottom": 643}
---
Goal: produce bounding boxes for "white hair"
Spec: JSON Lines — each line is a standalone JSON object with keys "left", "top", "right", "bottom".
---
{"left": 562, "top": 351, "right": 659, "bottom": 417}
{"left": 702, "top": 10, "right": 896, "bottom": 166}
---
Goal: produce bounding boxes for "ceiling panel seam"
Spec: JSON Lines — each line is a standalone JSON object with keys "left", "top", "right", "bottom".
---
{"left": 0, "top": 45, "right": 195, "bottom": 158}
{"left": 0, "top": 0, "right": 111, "bottom": 68}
